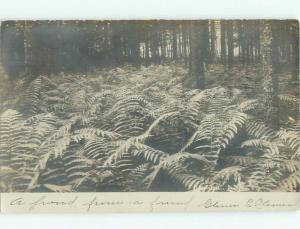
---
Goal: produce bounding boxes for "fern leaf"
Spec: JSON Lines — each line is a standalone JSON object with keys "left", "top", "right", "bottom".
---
{"left": 278, "top": 171, "right": 300, "bottom": 191}
{"left": 132, "top": 145, "right": 168, "bottom": 164}
{"left": 279, "top": 130, "right": 300, "bottom": 158}
{"left": 237, "top": 99, "right": 259, "bottom": 112}
{"left": 241, "top": 139, "right": 279, "bottom": 155}
{"left": 224, "top": 156, "right": 256, "bottom": 167}
{"left": 246, "top": 120, "right": 278, "bottom": 141}
{"left": 104, "top": 112, "right": 178, "bottom": 165}
{"left": 43, "top": 184, "right": 73, "bottom": 192}
{"left": 73, "top": 128, "right": 120, "bottom": 142}
{"left": 213, "top": 166, "right": 244, "bottom": 186}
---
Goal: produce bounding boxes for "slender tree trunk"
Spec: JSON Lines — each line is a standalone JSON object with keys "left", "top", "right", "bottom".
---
{"left": 238, "top": 21, "right": 242, "bottom": 62}
{"left": 261, "top": 21, "right": 280, "bottom": 129}
{"left": 221, "top": 21, "right": 227, "bottom": 65}
{"left": 227, "top": 21, "right": 234, "bottom": 68}
{"left": 178, "top": 24, "right": 182, "bottom": 58}
{"left": 24, "top": 21, "right": 33, "bottom": 77}
{"left": 286, "top": 23, "right": 291, "bottom": 63}
{"left": 291, "top": 21, "right": 299, "bottom": 81}
{"left": 255, "top": 21, "right": 261, "bottom": 62}
{"left": 128, "top": 22, "right": 141, "bottom": 67}
{"left": 111, "top": 23, "right": 123, "bottom": 66}
{"left": 249, "top": 22, "right": 254, "bottom": 63}
{"left": 210, "top": 20, "right": 216, "bottom": 63}
{"left": 190, "top": 21, "right": 205, "bottom": 89}
{"left": 145, "top": 28, "right": 150, "bottom": 66}
{"left": 160, "top": 24, "right": 166, "bottom": 61}
{"left": 172, "top": 26, "right": 178, "bottom": 60}
{"left": 241, "top": 22, "right": 247, "bottom": 64}
{"left": 182, "top": 24, "right": 189, "bottom": 66}
{"left": 0, "top": 22, "right": 2, "bottom": 62}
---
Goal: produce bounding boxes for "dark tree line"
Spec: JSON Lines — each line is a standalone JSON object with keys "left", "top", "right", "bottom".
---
{"left": 0, "top": 20, "right": 298, "bottom": 89}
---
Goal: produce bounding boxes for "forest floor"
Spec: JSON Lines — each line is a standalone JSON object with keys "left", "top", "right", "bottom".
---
{"left": 0, "top": 62, "right": 299, "bottom": 192}
{"left": 0, "top": 61, "right": 298, "bottom": 101}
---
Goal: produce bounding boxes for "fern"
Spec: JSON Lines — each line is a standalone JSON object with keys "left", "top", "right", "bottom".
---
{"left": 0, "top": 109, "right": 40, "bottom": 191}
{"left": 246, "top": 120, "right": 278, "bottom": 141}
{"left": 171, "top": 172, "right": 217, "bottom": 191}
{"left": 132, "top": 145, "right": 168, "bottom": 164}
{"left": 103, "top": 111, "right": 179, "bottom": 165}
{"left": 73, "top": 128, "right": 120, "bottom": 141}
{"left": 224, "top": 156, "right": 257, "bottom": 167}
{"left": 145, "top": 152, "right": 215, "bottom": 190}
{"left": 277, "top": 170, "right": 300, "bottom": 191}
{"left": 180, "top": 111, "right": 247, "bottom": 163}
{"left": 241, "top": 139, "right": 280, "bottom": 155}
{"left": 236, "top": 99, "right": 259, "bottom": 112}
{"left": 1, "top": 65, "right": 299, "bottom": 192}
{"left": 213, "top": 166, "right": 244, "bottom": 188}
{"left": 279, "top": 130, "right": 300, "bottom": 159}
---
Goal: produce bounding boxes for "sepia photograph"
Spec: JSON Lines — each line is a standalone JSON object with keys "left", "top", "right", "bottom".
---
{"left": 0, "top": 19, "right": 299, "bottom": 194}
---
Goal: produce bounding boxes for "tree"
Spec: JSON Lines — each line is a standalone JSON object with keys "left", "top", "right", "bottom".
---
{"left": 172, "top": 23, "right": 178, "bottom": 59}
{"left": 254, "top": 21, "right": 261, "bottom": 62}
{"left": 291, "top": 21, "right": 299, "bottom": 81}
{"left": 227, "top": 21, "right": 234, "bottom": 68}
{"left": 189, "top": 21, "right": 206, "bottom": 89}
{"left": 221, "top": 21, "right": 227, "bottom": 65}
{"left": 261, "top": 21, "right": 279, "bottom": 129}
{"left": 128, "top": 22, "right": 141, "bottom": 67}
{"left": 210, "top": 20, "right": 217, "bottom": 63}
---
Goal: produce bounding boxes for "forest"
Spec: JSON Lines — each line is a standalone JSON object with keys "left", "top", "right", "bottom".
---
{"left": 0, "top": 20, "right": 299, "bottom": 192}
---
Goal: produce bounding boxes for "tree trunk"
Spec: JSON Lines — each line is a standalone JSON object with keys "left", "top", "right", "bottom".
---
{"left": 182, "top": 23, "right": 189, "bottom": 66}
{"left": 221, "top": 21, "right": 227, "bottom": 65}
{"left": 255, "top": 21, "right": 261, "bottom": 62}
{"left": 227, "top": 21, "right": 234, "bottom": 68}
{"left": 172, "top": 26, "right": 178, "bottom": 59}
{"left": 291, "top": 21, "right": 299, "bottom": 81}
{"left": 261, "top": 21, "right": 279, "bottom": 129}
{"left": 24, "top": 21, "right": 34, "bottom": 77}
{"left": 210, "top": 20, "right": 216, "bottom": 63}
{"left": 190, "top": 21, "right": 205, "bottom": 89}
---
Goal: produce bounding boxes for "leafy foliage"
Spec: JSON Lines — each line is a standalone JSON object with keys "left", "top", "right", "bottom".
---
{"left": 0, "top": 64, "right": 299, "bottom": 192}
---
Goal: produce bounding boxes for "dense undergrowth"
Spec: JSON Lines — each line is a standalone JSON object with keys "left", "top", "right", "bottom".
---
{"left": 0, "top": 63, "right": 299, "bottom": 192}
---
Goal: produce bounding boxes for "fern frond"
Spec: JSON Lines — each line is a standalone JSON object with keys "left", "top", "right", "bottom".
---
{"left": 219, "top": 111, "right": 248, "bottom": 149}
{"left": 132, "top": 145, "right": 168, "bottom": 164}
{"left": 145, "top": 152, "right": 214, "bottom": 191}
{"left": 180, "top": 114, "right": 218, "bottom": 152}
{"left": 280, "top": 160, "right": 300, "bottom": 173}
{"left": 246, "top": 169, "right": 279, "bottom": 191}
{"left": 181, "top": 111, "right": 246, "bottom": 163}
{"left": 168, "top": 170, "right": 220, "bottom": 191}
{"left": 73, "top": 128, "right": 121, "bottom": 142}
{"left": 83, "top": 139, "right": 110, "bottom": 160}
{"left": 0, "top": 109, "right": 37, "bottom": 185}
{"left": 213, "top": 166, "right": 244, "bottom": 186}
{"left": 277, "top": 170, "right": 300, "bottom": 191}
{"left": 246, "top": 120, "right": 278, "bottom": 141}
{"left": 23, "top": 77, "right": 43, "bottom": 114}
{"left": 43, "top": 184, "right": 73, "bottom": 192}
{"left": 279, "top": 130, "right": 300, "bottom": 158}
{"left": 40, "top": 115, "right": 80, "bottom": 146}
{"left": 241, "top": 139, "right": 279, "bottom": 155}
{"left": 224, "top": 156, "right": 256, "bottom": 167}
{"left": 106, "top": 95, "right": 150, "bottom": 117}
{"left": 237, "top": 99, "right": 259, "bottom": 112}
{"left": 104, "top": 112, "right": 179, "bottom": 165}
